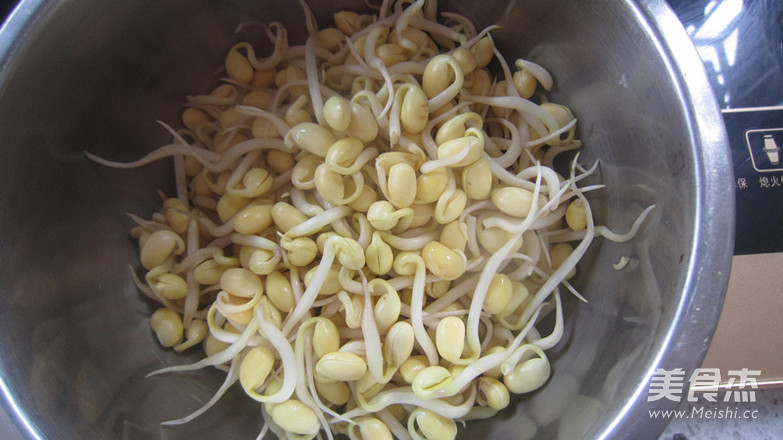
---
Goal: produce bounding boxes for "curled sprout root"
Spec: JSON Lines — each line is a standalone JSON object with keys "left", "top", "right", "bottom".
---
{"left": 88, "top": 1, "right": 653, "bottom": 439}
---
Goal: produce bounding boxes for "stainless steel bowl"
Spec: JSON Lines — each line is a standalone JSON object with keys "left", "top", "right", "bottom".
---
{"left": 0, "top": 0, "right": 733, "bottom": 438}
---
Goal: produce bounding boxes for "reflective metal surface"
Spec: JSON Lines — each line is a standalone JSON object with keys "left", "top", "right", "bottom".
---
{"left": 0, "top": 0, "right": 733, "bottom": 439}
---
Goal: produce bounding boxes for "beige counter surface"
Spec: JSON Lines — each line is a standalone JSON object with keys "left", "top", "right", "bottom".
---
{"left": 702, "top": 253, "right": 783, "bottom": 388}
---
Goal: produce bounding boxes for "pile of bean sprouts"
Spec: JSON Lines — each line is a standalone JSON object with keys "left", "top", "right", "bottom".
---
{"left": 88, "top": 0, "right": 654, "bottom": 438}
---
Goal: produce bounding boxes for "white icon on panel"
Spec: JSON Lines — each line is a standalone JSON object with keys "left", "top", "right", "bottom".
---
{"left": 763, "top": 134, "right": 779, "bottom": 165}
{"left": 746, "top": 128, "right": 783, "bottom": 172}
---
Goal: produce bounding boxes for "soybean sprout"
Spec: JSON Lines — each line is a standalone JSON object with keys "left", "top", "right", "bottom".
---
{"left": 88, "top": 0, "right": 653, "bottom": 439}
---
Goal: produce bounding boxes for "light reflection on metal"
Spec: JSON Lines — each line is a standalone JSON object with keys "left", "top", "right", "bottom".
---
{"left": 686, "top": 0, "right": 743, "bottom": 107}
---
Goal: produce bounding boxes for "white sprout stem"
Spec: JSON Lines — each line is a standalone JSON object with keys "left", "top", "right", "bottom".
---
{"left": 393, "top": 0, "right": 425, "bottom": 50}
{"left": 130, "top": 265, "right": 185, "bottom": 312}
{"left": 297, "top": 0, "right": 318, "bottom": 36}
{"left": 483, "top": 134, "right": 505, "bottom": 157}
{"left": 294, "top": 40, "right": 351, "bottom": 65}
{"left": 262, "top": 406, "right": 287, "bottom": 440}
{"left": 465, "top": 215, "right": 481, "bottom": 259}
{"left": 484, "top": 155, "right": 562, "bottom": 201}
{"left": 516, "top": 58, "right": 554, "bottom": 91}
{"left": 427, "top": 57, "right": 464, "bottom": 111}
{"left": 285, "top": 206, "right": 352, "bottom": 238}
{"left": 529, "top": 118, "right": 577, "bottom": 150}
{"left": 464, "top": 94, "right": 558, "bottom": 136}
{"left": 282, "top": 240, "right": 338, "bottom": 335}
{"left": 492, "top": 44, "right": 519, "bottom": 99}
{"left": 233, "top": 105, "right": 292, "bottom": 135}
{"left": 339, "top": 268, "right": 364, "bottom": 294}
{"left": 159, "top": 120, "right": 222, "bottom": 162}
{"left": 247, "top": 307, "right": 298, "bottom": 404}
{"left": 517, "top": 163, "right": 563, "bottom": 201}
{"left": 353, "top": 214, "right": 373, "bottom": 249}
{"left": 160, "top": 357, "right": 240, "bottom": 425}
{"left": 339, "top": 339, "right": 367, "bottom": 356}
{"left": 484, "top": 152, "right": 550, "bottom": 192}
{"left": 500, "top": 343, "right": 547, "bottom": 376}
{"left": 423, "top": 0, "right": 437, "bottom": 21}
{"left": 386, "top": 273, "right": 441, "bottom": 291}
{"left": 424, "top": 273, "right": 480, "bottom": 314}
{"left": 507, "top": 237, "right": 541, "bottom": 279}
{"left": 206, "top": 307, "right": 266, "bottom": 346}
{"left": 290, "top": 188, "right": 325, "bottom": 217}
{"left": 254, "top": 421, "right": 271, "bottom": 440}
{"left": 126, "top": 212, "right": 168, "bottom": 231}
{"left": 388, "top": 60, "right": 427, "bottom": 76}
{"left": 420, "top": 101, "right": 472, "bottom": 158}
{"left": 378, "top": 409, "right": 413, "bottom": 440}
{"left": 344, "top": 37, "right": 376, "bottom": 76}
{"left": 518, "top": 191, "right": 595, "bottom": 327}
{"left": 327, "top": 147, "right": 379, "bottom": 175}
{"left": 532, "top": 290, "right": 563, "bottom": 350}
{"left": 186, "top": 91, "right": 239, "bottom": 106}
{"left": 335, "top": 172, "right": 366, "bottom": 206}
{"left": 374, "top": 161, "right": 392, "bottom": 201}
{"left": 481, "top": 193, "right": 568, "bottom": 233}
{"left": 224, "top": 151, "right": 260, "bottom": 194}
{"left": 441, "top": 11, "right": 476, "bottom": 40}
{"left": 409, "top": 261, "right": 440, "bottom": 365}
{"left": 544, "top": 205, "right": 656, "bottom": 244}
{"left": 173, "top": 155, "right": 188, "bottom": 204}
{"left": 559, "top": 277, "right": 588, "bottom": 303}
{"left": 360, "top": 272, "right": 386, "bottom": 382}
{"left": 292, "top": 323, "right": 335, "bottom": 440}
{"left": 364, "top": 26, "right": 396, "bottom": 119}
{"left": 479, "top": 314, "right": 494, "bottom": 353}
{"left": 182, "top": 218, "right": 200, "bottom": 328}
{"left": 215, "top": 289, "right": 262, "bottom": 315}
{"left": 409, "top": 16, "right": 467, "bottom": 44}
{"left": 210, "top": 138, "right": 289, "bottom": 172}
{"left": 465, "top": 255, "right": 487, "bottom": 272}
{"left": 442, "top": 304, "right": 542, "bottom": 397}
{"left": 171, "top": 245, "right": 228, "bottom": 274}
{"left": 378, "top": 231, "right": 438, "bottom": 251}
{"left": 230, "top": 233, "right": 279, "bottom": 251}
{"left": 331, "top": 213, "right": 358, "bottom": 239}
{"left": 459, "top": 200, "right": 492, "bottom": 223}
{"left": 379, "top": 0, "right": 394, "bottom": 18}
{"left": 388, "top": 85, "right": 405, "bottom": 145}
{"left": 397, "top": 136, "right": 428, "bottom": 162}
{"left": 338, "top": 327, "right": 364, "bottom": 340}
{"left": 342, "top": 383, "right": 477, "bottom": 420}
{"left": 419, "top": 135, "right": 473, "bottom": 174}
{"left": 465, "top": 169, "right": 546, "bottom": 356}
{"left": 147, "top": 318, "right": 259, "bottom": 377}
{"left": 353, "top": 90, "right": 389, "bottom": 129}
{"left": 530, "top": 204, "right": 567, "bottom": 229}
{"left": 595, "top": 205, "right": 657, "bottom": 242}
{"left": 239, "top": 23, "right": 288, "bottom": 70}
{"left": 303, "top": 337, "right": 352, "bottom": 430}
{"left": 198, "top": 216, "right": 236, "bottom": 237}
{"left": 271, "top": 169, "right": 294, "bottom": 193}
{"left": 305, "top": 36, "right": 325, "bottom": 124}
{"left": 289, "top": 266, "right": 303, "bottom": 303}
{"left": 484, "top": 118, "right": 521, "bottom": 168}
{"left": 84, "top": 145, "right": 193, "bottom": 169}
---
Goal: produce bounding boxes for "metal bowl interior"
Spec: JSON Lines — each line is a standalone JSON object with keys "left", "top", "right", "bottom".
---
{"left": 0, "top": 0, "right": 733, "bottom": 439}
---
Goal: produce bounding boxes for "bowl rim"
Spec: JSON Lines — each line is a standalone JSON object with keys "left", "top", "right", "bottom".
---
{"left": 0, "top": 0, "right": 735, "bottom": 439}
{"left": 593, "top": 0, "right": 734, "bottom": 438}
